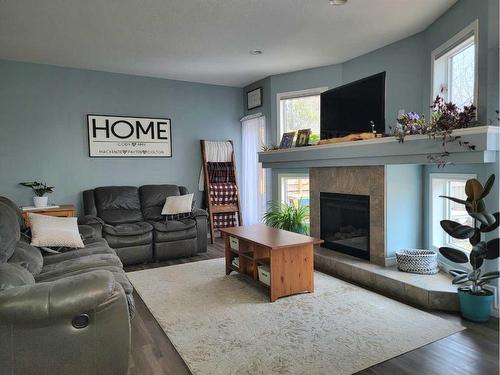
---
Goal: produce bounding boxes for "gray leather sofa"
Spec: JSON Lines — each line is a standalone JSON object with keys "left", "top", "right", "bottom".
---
{"left": 0, "top": 196, "right": 132, "bottom": 375}
{"left": 82, "top": 185, "right": 208, "bottom": 265}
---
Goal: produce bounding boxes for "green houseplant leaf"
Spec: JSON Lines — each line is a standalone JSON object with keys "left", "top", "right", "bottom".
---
{"left": 465, "top": 178, "right": 483, "bottom": 201}
{"left": 452, "top": 274, "right": 469, "bottom": 284}
{"left": 449, "top": 269, "right": 467, "bottom": 277}
{"left": 469, "top": 244, "right": 486, "bottom": 269}
{"left": 440, "top": 220, "right": 475, "bottom": 239}
{"left": 438, "top": 195, "right": 472, "bottom": 208}
{"left": 485, "top": 238, "right": 499, "bottom": 260}
{"left": 480, "top": 174, "right": 495, "bottom": 199}
{"left": 480, "top": 212, "right": 499, "bottom": 233}
{"left": 478, "top": 271, "right": 500, "bottom": 286}
{"left": 469, "top": 211, "right": 496, "bottom": 226}
{"left": 263, "top": 201, "right": 309, "bottom": 235}
{"left": 439, "top": 246, "right": 469, "bottom": 263}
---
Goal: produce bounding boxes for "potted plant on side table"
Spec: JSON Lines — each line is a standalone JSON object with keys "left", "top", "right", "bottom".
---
{"left": 20, "top": 181, "right": 55, "bottom": 208}
{"left": 439, "top": 174, "right": 499, "bottom": 322}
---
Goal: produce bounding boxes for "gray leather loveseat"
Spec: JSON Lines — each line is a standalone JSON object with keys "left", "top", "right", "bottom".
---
{"left": 0, "top": 196, "right": 132, "bottom": 375}
{"left": 82, "top": 184, "right": 208, "bottom": 265}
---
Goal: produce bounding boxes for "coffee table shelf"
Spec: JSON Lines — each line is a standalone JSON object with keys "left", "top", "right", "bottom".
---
{"left": 221, "top": 224, "right": 323, "bottom": 302}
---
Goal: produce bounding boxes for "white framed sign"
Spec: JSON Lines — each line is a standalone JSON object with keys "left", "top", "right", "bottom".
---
{"left": 87, "top": 114, "right": 172, "bottom": 158}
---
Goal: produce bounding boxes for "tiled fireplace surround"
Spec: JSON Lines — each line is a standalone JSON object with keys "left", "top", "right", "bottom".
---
{"left": 310, "top": 166, "right": 386, "bottom": 265}
{"left": 309, "top": 165, "right": 459, "bottom": 311}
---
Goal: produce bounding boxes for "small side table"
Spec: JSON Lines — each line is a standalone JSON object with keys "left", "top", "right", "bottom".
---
{"left": 21, "top": 205, "right": 76, "bottom": 226}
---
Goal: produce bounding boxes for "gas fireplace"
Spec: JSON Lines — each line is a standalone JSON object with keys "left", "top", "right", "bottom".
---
{"left": 320, "top": 192, "right": 370, "bottom": 260}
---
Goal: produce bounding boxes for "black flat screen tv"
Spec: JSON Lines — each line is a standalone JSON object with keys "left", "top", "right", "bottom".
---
{"left": 320, "top": 72, "right": 386, "bottom": 139}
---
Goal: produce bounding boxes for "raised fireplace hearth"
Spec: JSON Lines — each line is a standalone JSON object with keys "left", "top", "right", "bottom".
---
{"left": 320, "top": 192, "right": 370, "bottom": 260}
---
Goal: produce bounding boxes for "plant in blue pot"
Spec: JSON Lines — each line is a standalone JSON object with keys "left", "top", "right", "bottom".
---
{"left": 439, "top": 174, "right": 499, "bottom": 322}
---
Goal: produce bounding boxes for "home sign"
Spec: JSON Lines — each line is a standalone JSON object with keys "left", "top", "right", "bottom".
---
{"left": 87, "top": 115, "right": 172, "bottom": 158}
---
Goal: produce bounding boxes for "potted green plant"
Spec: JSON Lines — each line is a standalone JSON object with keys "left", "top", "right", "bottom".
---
{"left": 263, "top": 201, "right": 309, "bottom": 235}
{"left": 438, "top": 174, "right": 499, "bottom": 322}
{"left": 20, "top": 181, "right": 55, "bottom": 208}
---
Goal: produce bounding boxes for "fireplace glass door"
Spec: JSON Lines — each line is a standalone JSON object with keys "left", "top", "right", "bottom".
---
{"left": 320, "top": 192, "right": 370, "bottom": 260}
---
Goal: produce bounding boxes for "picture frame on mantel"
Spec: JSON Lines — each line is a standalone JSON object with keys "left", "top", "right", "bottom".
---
{"left": 247, "top": 87, "right": 262, "bottom": 110}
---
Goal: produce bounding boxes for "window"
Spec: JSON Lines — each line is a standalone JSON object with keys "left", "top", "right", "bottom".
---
{"left": 431, "top": 21, "right": 478, "bottom": 111}
{"left": 277, "top": 87, "right": 327, "bottom": 144}
{"left": 430, "top": 174, "right": 476, "bottom": 253}
{"left": 279, "top": 174, "right": 309, "bottom": 207}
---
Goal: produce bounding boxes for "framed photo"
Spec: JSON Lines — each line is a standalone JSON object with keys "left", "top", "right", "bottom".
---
{"left": 247, "top": 87, "right": 262, "bottom": 110}
{"left": 295, "top": 129, "right": 311, "bottom": 147}
{"left": 87, "top": 114, "right": 172, "bottom": 158}
{"left": 279, "top": 131, "right": 296, "bottom": 149}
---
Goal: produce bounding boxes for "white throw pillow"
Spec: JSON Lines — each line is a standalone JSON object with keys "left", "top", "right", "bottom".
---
{"left": 29, "top": 213, "right": 84, "bottom": 248}
{"left": 161, "top": 194, "right": 194, "bottom": 215}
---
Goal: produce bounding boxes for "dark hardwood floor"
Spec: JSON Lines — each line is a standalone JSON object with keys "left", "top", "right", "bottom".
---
{"left": 125, "top": 239, "right": 499, "bottom": 375}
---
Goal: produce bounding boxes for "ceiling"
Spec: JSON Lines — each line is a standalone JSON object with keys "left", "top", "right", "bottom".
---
{"left": 0, "top": 0, "right": 456, "bottom": 87}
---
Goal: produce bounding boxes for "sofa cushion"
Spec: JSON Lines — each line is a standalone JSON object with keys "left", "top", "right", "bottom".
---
{"left": 103, "top": 222, "right": 153, "bottom": 236}
{"left": 36, "top": 253, "right": 123, "bottom": 281}
{"left": 8, "top": 242, "right": 43, "bottom": 275}
{"left": 0, "top": 201, "right": 21, "bottom": 263}
{"left": 95, "top": 186, "right": 143, "bottom": 224}
{"left": 0, "top": 263, "right": 35, "bottom": 290}
{"left": 29, "top": 213, "right": 85, "bottom": 248}
{"left": 152, "top": 219, "right": 197, "bottom": 242}
{"left": 41, "top": 238, "right": 115, "bottom": 265}
{"left": 139, "top": 185, "right": 181, "bottom": 221}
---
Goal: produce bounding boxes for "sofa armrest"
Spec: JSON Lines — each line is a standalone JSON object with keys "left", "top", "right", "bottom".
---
{"left": 0, "top": 270, "right": 131, "bottom": 374}
{"left": 0, "top": 270, "right": 117, "bottom": 324}
{"left": 78, "top": 215, "right": 104, "bottom": 238}
{"left": 78, "top": 224, "right": 98, "bottom": 240}
{"left": 192, "top": 208, "right": 208, "bottom": 218}
{"left": 192, "top": 209, "right": 208, "bottom": 253}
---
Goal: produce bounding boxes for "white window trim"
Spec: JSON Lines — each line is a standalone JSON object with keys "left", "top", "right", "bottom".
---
{"left": 278, "top": 172, "right": 309, "bottom": 204}
{"left": 429, "top": 173, "right": 477, "bottom": 270}
{"left": 430, "top": 20, "right": 479, "bottom": 118}
{"left": 276, "top": 87, "right": 328, "bottom": 142}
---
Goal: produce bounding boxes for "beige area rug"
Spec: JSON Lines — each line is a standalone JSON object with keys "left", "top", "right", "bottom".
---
{"left": 127, "top": 258, "right": 464, "bottom": 375}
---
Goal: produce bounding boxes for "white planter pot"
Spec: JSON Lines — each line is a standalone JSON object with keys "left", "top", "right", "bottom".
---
{"left": 33, "top": 196, "right": 48, "bottom": 208}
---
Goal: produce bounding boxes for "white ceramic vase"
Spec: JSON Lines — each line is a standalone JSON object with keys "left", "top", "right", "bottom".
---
{"left": 33, "top": 196, "right": 48, "bottom": 208}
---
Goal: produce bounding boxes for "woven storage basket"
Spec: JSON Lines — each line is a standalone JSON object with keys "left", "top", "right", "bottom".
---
{"left": 395, "top": 249, "right": 439, "bottom": 275}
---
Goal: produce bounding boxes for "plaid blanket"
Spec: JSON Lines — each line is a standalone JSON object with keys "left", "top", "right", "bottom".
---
{"left": 209, "top": 182, "right": 238, "bottom": 205}
{"left": 212, "top": 213, "right": 237, "bottom": 229}
{"left": 206, "top": 162, "right": 235, "bottom": 183}
{"left": 210, "top": 182, "right": 238, "bottom": 229}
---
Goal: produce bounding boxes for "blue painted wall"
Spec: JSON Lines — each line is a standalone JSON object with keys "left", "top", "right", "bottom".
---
{"left": 385, "top": 165, "right": 424, "bottom": 258}
{"left": 0, "top": 60, "right": 243, "bottom": 213}
{"left": 342, "top": 33, "right": 425, "bottom": 131}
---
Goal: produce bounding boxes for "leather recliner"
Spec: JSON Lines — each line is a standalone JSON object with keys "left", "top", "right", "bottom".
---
{"left": 0, "top": 196, "right": 132, "bottom": 374}
{"left": 82, "top": 185, "right": 208, "bottom": 265}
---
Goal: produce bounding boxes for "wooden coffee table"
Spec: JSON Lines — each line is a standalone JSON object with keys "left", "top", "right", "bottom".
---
{"left": 220, "top": 224, "right": 323, "bottom": 302}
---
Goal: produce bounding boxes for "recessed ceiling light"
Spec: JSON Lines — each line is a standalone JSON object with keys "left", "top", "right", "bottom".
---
{"left": 249, "top": 50, "right": 263, "bottom": 55}
{"left": 329, "top": 0, "right": 347, "bottom": 5}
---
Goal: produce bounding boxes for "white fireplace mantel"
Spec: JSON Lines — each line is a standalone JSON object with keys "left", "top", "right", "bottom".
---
{"left": 259, "top": 126, "right": 498, "bottom": 168}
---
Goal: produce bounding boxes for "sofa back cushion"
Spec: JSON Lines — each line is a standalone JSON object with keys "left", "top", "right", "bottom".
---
{"left": 0, "top": 202, "right": 21, "bottom": 263}
{"left": 0, "top": 196, "right": 26, "bottom": 231}
{"left": 0, "top": 263, "right": 35, "bottom": 290}
{"left": 8, "top": 242, "right": 43, "bottom": 276}
{"left": 139, "top": 185, "right": 182, "bottom": 221}
{"left": 94, "top": 186, "right": 143, "bottom": 224}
